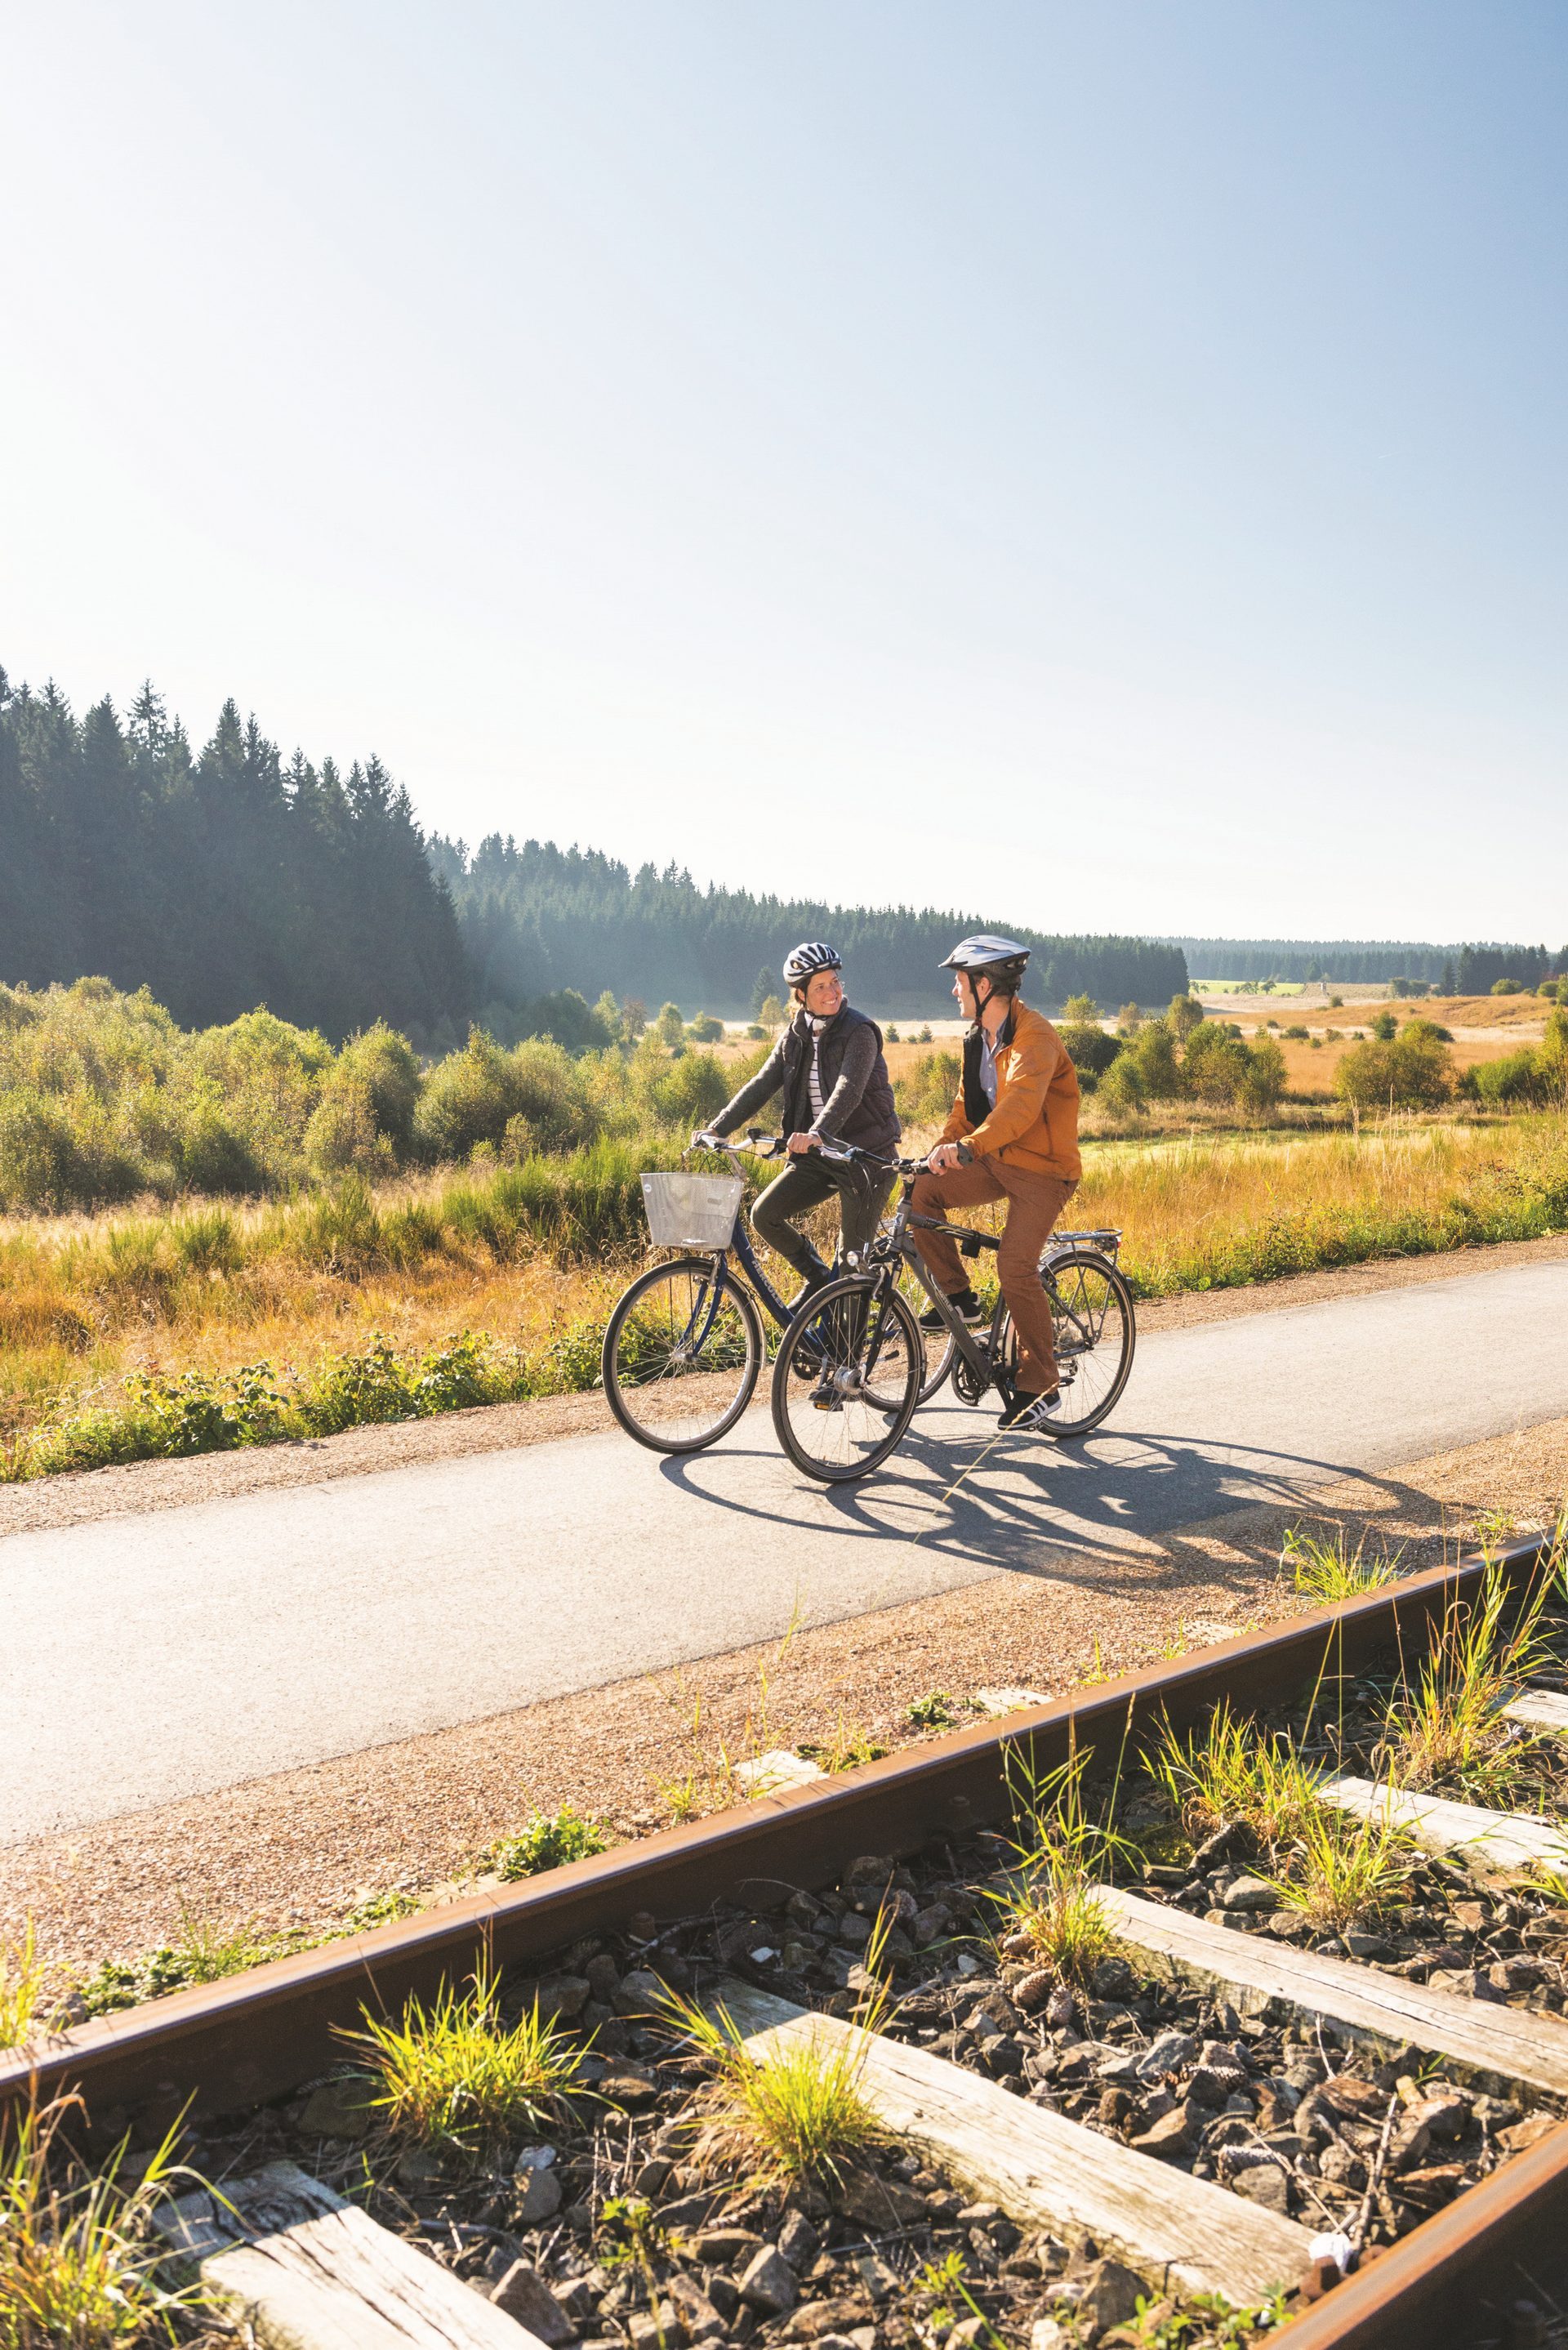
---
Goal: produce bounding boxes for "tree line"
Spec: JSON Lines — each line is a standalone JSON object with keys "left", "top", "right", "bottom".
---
{"left": 1167, "top": 937, "right": 1566, "bottom": 990}
{"left": 432, "top": 832, "right": 1190, "bottom": 1021}
{"left": 1, "top": 670, "right": 1191, "bottom": 1035}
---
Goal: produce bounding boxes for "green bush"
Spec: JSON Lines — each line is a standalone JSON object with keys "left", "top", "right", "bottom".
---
{"left": 1058, "top": 1023, "right": 1120, "bottom": 1082}
{"left": 686, "top": 1013, "right": 724, "bottom": 1043}
{"left": 490, "top": 1807, "right": 609, "bottom": 1880}
{"left": 1335, "top": 1025, "right": 1454, "bottom": 1112}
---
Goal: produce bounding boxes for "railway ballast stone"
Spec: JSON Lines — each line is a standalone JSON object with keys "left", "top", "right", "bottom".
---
{"left": 487, "top": 2261, "right": 577, "bottom": 2343}
{"left": 738, "top": 2245, "right": 799, "bottom": 2315}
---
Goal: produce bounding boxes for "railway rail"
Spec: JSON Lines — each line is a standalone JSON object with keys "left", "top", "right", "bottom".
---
{"left": 7, "top": 1532, "right": 1568, "bottom": 2350}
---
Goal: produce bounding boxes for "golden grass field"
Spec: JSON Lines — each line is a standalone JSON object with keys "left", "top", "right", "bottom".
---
{"left": 3, "top": 1106, "right": 1564, "bottom": 1471}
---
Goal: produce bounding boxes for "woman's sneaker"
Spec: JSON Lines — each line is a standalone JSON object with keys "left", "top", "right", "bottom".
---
{"left": 998, "top": 1384, "right": 1061, "bottom": 1432}
{"left": 920, "top": 1287, "right": 981, "bottom": 1329}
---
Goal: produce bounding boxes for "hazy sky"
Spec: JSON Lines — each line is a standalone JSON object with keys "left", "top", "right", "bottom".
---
{"left": 4, "top": 2, "right": 1565, "bottom": 943}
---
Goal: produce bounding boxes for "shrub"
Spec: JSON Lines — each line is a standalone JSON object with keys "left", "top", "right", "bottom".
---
{"left": 686, "top": 1013, "right": 724, "bottom": 1043}
{"left": 305, "top": 1077, "right": 396, "bottom": 1177}
{"left": 1491, "top": 976, "right": 1523, "bottom": 995}
{"left": 1058, "top": 1022, "right": 1120, "bottom": 1082}
{"left": 335, "top": 1023, "right": 421, "bottom": 1146}
{"left": 1370, "top": 1010, "right": 1398, "bottom": 1041}
{"left": 1335, "top": 1027, "right": 1454, "bottom": 1113}
{"left": 1469, "top": 1048, "right": 1550, "bottom": 1108}
{"left": 1166, "top": 994, "right": 1205, "bottom": 1041}
{"left": 1237, "top": 1033, "right": 1286, "bottom": 1113}
{"left": 1096, "top": 1054, "right": 1146, "bottom": 1113}
{"left": 1282, "top": 1023, "right": 1309, "bottom": 1041}
{"left": 655, "top": 1002, "right": 685, "bottom": 1046}
{"left": 1180, "top": 1022, "right": 1251, "bottom": 1105}
{"left": 413, "top": 1030, "right": 595, "bottom": 1160}
{"left": 1122, "top": 1019, "right": 1183, "bottom": 1102}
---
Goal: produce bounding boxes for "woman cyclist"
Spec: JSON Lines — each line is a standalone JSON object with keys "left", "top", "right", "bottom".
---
{"left": 701, "top": 943, "right": 901, "bottom": 1297}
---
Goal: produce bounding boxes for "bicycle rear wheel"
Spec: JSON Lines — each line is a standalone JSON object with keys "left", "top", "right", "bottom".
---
{"left": 601, "top": 1257, "right": 763, "bottom": 1453}
{"left": 992, "top": 1248, "right": 1135, "bottom": 1439}
{"left": 771, "top": 1274, "right": 924, "bottom": 1483}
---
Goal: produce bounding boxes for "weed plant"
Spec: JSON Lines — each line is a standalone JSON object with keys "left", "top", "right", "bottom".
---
{"left": 1147, "top": 1704, "right": 1325, "bottom": 1853}
{"left": 1380, "top": 1563, "right": 1560, "bottom": 1800}
{"left": 489, "top": 1808, "right": 609, "bottom": 1880}
{"left": 993, "top": 1751, "right": 1138, "bottom": 1989}
{"left": 660, "top": 1937, "right": 893, "bottom": 2189}
{"left": 1283, "top": 1526, "right": 1400, "bottom": 1606}
{"left": 0, "top": 2094, "right": 201, "bottom": 2349}
{"left": 0, "top": 1927, "right": 47, "bottom": 2054}
{"left": 343, "top": 1960, "right": 590, "bottom": 2162}
{"left": 1263, "top": 1802, "right": 1419, "bottom": 1934}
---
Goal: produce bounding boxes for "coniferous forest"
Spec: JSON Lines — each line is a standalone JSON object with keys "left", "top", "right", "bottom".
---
{"left": 0, "top": 673, "right": 1187, "bottom": 1034}
{"left": 9, "top": 671, "right": 1555, "bottom": 1041}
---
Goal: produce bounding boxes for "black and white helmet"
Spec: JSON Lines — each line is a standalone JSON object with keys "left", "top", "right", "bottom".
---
{"left": 782, "top": 940, "right": 842, "bottom": 989}
{"left": 940, "top": 933, "right": 1031, "bottom": 992}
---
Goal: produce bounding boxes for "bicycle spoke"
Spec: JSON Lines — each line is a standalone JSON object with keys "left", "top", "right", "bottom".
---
{"left": 771, "top": 1275, "right": 923, "bottom": 1481}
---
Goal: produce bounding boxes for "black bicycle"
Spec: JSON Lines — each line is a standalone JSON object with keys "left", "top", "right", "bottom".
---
{"left": 768, "top": 1144, "right": 1137, "bottom": 1483}
{"left": 600, "top": 1132, "right": 955, "bottom": 1456}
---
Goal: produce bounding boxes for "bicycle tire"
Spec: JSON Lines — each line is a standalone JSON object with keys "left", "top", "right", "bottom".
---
{"left": 601, "top": 1256, "right": 764, "bottom": 1454}
{"left": 770, "top": 1273, "right": 924, "bottom": 1483}
{"left": 991, "top": 1249, "right": 1136, "bottom": 1439}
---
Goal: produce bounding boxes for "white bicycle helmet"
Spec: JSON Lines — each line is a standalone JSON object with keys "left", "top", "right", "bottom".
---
{"left": 782, "top": 940, "right": 843, "bottom": 989}
{"left": 940, "top": 934, "right": 1031, "bottom": 990}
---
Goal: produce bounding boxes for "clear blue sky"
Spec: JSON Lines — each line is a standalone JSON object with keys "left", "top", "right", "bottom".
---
{"left": 3, "top": 2, "right": 1565, "bottom": 943}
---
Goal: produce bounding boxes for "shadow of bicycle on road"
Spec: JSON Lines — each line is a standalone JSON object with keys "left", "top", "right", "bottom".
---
{"left": 659, "top": 1409, "right": 1411, "bottom": 1603}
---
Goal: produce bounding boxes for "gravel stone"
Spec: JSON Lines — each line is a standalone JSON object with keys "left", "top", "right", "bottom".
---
{"left": 738, "top": 2247, "right": 799, "bottom": 2316}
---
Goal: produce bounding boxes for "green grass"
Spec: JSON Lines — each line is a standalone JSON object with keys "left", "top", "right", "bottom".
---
{"left": 0, "top": 1925, "right": 47, "bottom": 2053}
{"left": 489, "top": 1808, "right": 609, "bottom": 1880}
{"left": 1147, "top": 1703, "right": 1325, "bottom": 1853}
{"left": 992, "top": 1751, "right": 1138, "bottom": 1990}
{"left": 1381, "top": 1558, "right": 1561, "bottom": 1800}
{"left": 1283, "top": 1525, "right": 1401, "bottom": 1605}
{"left": 341, "top": 1960, "right": 592, "bottom": 2162}
{"left": 0, "top": 2095, "right": 203, "bottom": 2349}
{"left": 1264, "top": 1800, "right": 1419, "bottom": 1935}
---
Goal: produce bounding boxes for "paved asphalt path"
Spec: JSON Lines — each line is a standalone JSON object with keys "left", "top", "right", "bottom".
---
{"left": 5, "top": 1257, "right": 1565, "bottom": 1844}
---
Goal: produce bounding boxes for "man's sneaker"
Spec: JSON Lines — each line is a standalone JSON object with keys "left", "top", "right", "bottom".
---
{"left": 998, "top": 1385, "right": 1061, "bottom": 1432}
{"left": 920, "top": 1287, "right": 981, "bottom": 1331}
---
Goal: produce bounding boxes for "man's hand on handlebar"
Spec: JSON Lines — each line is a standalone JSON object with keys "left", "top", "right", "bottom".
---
{"left": 926, "top": 1140, "right": 964, "bottom": 1173}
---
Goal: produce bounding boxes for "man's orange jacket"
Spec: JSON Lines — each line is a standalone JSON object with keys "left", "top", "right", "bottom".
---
{"left": 939, "top": 999, "right": 1082, "bottom": 1181}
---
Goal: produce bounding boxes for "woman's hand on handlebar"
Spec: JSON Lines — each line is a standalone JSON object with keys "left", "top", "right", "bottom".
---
{"left": 786, "top": 1130, "right": 820, "bottom": 1157}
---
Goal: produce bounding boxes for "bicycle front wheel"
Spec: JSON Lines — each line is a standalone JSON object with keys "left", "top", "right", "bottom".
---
{"left": 771, "top": 1274, "right": 924, "bottom": 1483}
{"left": 992, "top": 1248, "right": 1135, "bottom": 1439}
{"left": 601, "top": 1257, "right": 763, "bottom": 1454}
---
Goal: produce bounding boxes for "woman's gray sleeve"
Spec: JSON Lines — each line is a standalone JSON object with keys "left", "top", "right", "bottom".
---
{"left": 811, "top": 1027, "right": 876, "bottom": 1139}
{"left": 712, "top": 1041, "right": 787, "bottom": 1135}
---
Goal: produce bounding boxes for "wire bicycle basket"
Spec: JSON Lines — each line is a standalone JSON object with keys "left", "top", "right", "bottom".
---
{"left": 639, "top": 1170, "right": 743, "bottom": 1251}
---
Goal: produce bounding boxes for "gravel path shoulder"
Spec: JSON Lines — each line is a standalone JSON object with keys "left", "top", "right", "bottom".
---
{"left": 4, "top": 1230, "right": 1566, "bottom": 1539}
{"left": 7, "top": 1411, "right": 1564, "bottom": 1976}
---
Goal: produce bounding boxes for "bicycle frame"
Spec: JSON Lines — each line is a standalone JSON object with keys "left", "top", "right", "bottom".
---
{"left": 666, "top": 1139, "right": 829, "bottom": 1354}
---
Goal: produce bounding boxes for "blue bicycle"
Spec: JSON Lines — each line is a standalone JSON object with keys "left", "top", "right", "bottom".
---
{"left": 599, "top": 1131, "right": 955, "bottom": 1455}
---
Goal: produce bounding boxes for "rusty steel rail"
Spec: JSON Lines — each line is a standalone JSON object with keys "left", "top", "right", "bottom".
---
{"left": 6, "top": 1532, "right": 1565, "bottom": 2346}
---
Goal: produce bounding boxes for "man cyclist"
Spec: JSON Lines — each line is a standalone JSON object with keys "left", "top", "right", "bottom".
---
{"left": 700, "top": 942, "right": 901, "bottom": 1296}
{"left": 911, "top": 934, "right": 1081, "bottom": 1433}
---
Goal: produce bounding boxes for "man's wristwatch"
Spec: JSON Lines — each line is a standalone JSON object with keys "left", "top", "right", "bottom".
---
{"left": 956, "top": 1141, "right": 974, "bottom": 1166}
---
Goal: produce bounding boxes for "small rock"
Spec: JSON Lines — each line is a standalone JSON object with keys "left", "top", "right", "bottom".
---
{"left": 947, "top": 2321, "right": 989, "bottom": 2348}
{"left": 597, "top": 2064, "right": 659, "bottom": 2107}
{"left": 395, "top": 2143, "right": 451, "bottom": 2188}
{"left": 1076, "top": 2258, "right": 1147, "bottom": 2329}
{"left": 667, "top": 2276, "right": 726, "bottom": 2340}
{"left": 298, "top": 2076, "right": 377, "bottom": 2139}
{"left": 1135, "top": 2031, "right": 1196, "bottom": 2080}
{"left": 533, "top": 1973, "right": 591, "bottom": 2019}
{"left": 489, "top": 2263, "right": 577, "bottom": 2344}
{"left": 1128, "top": 2107, "right": 1192, "bottom": 2159}
{"left": 1029, "top": 2325, "right": 1069, "bottom": 2350}
{"left": 1221, "top": 1875, "right": 1279, "bottom": 1913}
{"left": 1343, "top": 1931, "right": 1393, "bottom": 1960}
{"left": 616, "top": 1969, "right": 666, "bottom": 2017}
{"left": 585, "top": 1953, "right": 621, "bottom": 2002}
{"left": 835, "top": 2168, "right": 929, "bottom": 2229}
{"left": 1232, "top": 2164, "right": 1292, "bottom": 2214}
{"left": 782, "top": 2300, "right": 865, "bottom": 2339}
{"left": 850, "top": 2252, "right": 899, "bottom": 2301}
{"left": 694, "top": 2227, "right": 766, "bottom": 2264}
{"left": 838, "top": 1914, "right": 873, "bottom": 1948}
{"left": 738, "top": 2246, "right": 800, "bottom": 2316}
{"left": 778, "top": 2211, "right": 820, "bottom": 2272}
{"left": 629, "top": 1909, "right": 658, "bottom": 1942}
{"left": 912, "top": 1903, "right": 952, "bottom": 1946}
{"left": 512, "top": 2156, "right": 564, "bottom": 2223}
{"left": 628, "top": 2312, "right": 665, "bottom": 2350}
{"left": 1499, "top": 2112, "right": 1560, "bottom": 2154}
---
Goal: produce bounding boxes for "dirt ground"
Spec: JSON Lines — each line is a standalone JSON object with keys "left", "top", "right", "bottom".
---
{"left": 6, "top": 1380, "right": 1564, "bottom": 1978}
